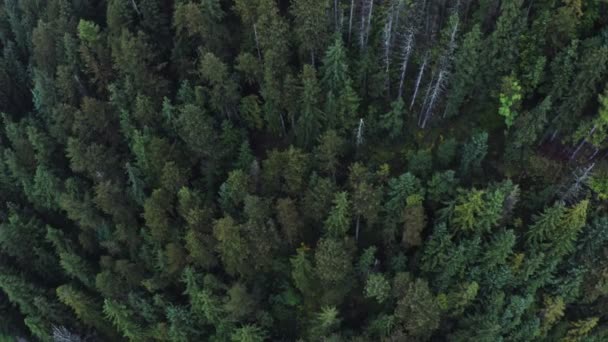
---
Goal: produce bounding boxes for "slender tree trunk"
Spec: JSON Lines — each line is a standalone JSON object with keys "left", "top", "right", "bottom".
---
{"left": 421, "top": 70, "right": 446, "bottom": 129}
{"left": 130, "top": 0, "right": 141, "bottom": 16}
{"left": 359, "top": 0, "right": 374, "bottom": 50}
{"left": 393, "top": 0, "right": 403, "bottom": 35}
{"left": 570, "top": 140, "right": 587, "bottom": 161}
{"left": 570, "top": 125, "right": 597, "bottom": 161}
{"left": 73, "top": 74, "right": 88, "bottom": 97}
{"left": 280, "top": 112, "right": 287, "bottom": 136}
{"left": 398, "top": 32, "right": 414, "bottom": 99}
{"left": 550, "top": 130, "right": 559, "bottom": 141}
{"left": 360, "top": 0, "right": 367, "bottom": 49}
{"left": 253, "top": 24, "right": 262, "bottom": 62}
{"left": 366, "top": 0, "right": 374, "bottom": 48}
{"left": 562, "top": 162, "right": 595, "bottom": 202}
{"left": 527, "top": 0, "right": 534, "bottom": 19}
{"left": 449, "top": 19, "right": 459, "bottom": 52}
{"left": 335, "top": 0, "right": 339, "bottom": 31}
{"left": 348, "top": 0, "right": 355, "bottom": 43}
{"left": 589, "top": 147, "right": 600, "bottom": 161}
{"left": 384, "top": 10, "right": 394, "bottom": 95}
{"left": 418, "top": 71, "right": 435, "bottom": 127}
{"left": 410, "top": 54, "right": 428, "bottom": 109}
{"left": 355, "top": 118, "right": 365, "bottom": 157}
{"left": 384, "top": 13, "right": 393, "bottom": 75}
{"left": 356, "top": 215, "right": 361, "bottom": 241}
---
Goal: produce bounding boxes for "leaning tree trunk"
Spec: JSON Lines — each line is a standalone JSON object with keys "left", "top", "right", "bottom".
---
{"left": 398, "top": 31, "right": 414, "bottom": 99}
{"left": 410, "top": 54, "right": 428, "bottom": 109}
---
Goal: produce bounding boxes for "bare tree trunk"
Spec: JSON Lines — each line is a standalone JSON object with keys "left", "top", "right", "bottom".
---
{"left": 253, "top": 24, "right": 262, "bottom": 62}
{"left": 398, "top": 31, "right": 414, "bottom": 98}
{"left": 570, "top": 140, "right": 587, "bottom": 161}
{"left": 73, "top": 74, "right": 88, "bottom": 97}
{"left": 335, "top": 0, "right": 339, "bottom": 31}
{"left": 359, "top": 0, "right": 367, "bottom": 49}
{"left": 550, "top": 130, "right": 559, "bottom": 141}
{"left": 570, "top": 125, "right": 597, "bottom": 161}
{"left": 366, "top": 0, "right": 374, "bottom": 48}
{"left": 348, "top": 0, "right": 355, "bottom": 43}
{"left": 130, "top": 0, "right": 141, "bottom": 16}
{"left": 383, "top": 11, "right": 394, "bottom": 75}
{"left": 356, "top": 215, "right": 361, "bottom": 241}
{"left": 589, "top": 146, "right": 600, "bottom": 161}
{"left": 421, "top": 70, "right": 446, "bottom": 129}
{"left": 561, "top": 162, "right": 595, "bottom": 202}
{"left": 384, "top": 8, "right": 394, "bottom": 95}
{"left": 410, "top": 54, "right": 428, "bottom": 109}
{"left": 449, "top": 19, "right": 459, "bottom": 52}
{"left": 359, "top": 0, "right": 374, "bottom": 50}
{"left": 393, "top": 0, "right": 404, "bottom": 35}
{"left": 280, "top": 112, "right": 287, "bottom": 136}
{"left": 418, "top": 70, "right": 435, "bottom": 127}
{"left": 418, "top": 79, "right": 433, "bottom": 126}
{"left": 356, "top": 118, "right": 365, "bottom": 147}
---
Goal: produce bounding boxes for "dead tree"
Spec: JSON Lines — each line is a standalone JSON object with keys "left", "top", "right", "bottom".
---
{"left": 348, "top": 0, "right": 356, "bottom": 43}
{"left": 561, "top": 163, "right": 595, "bottom": 203}
{"left": 570, "top": 125, "right": 597, "bottom": 161}
{"left": 410, "top": 52, "right": 429, "bottom": 109}
{"left": 359, "top": 0, "right": 374, "bottom": 51}
{"left": 397, "top": 30, "right": 415, "bottom": 99}
{"left": 419, "top": 68, "right": 447, "bottom": 128}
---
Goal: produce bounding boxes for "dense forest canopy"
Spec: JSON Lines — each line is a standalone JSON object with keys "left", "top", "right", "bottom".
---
{"left": 1, "top": 0, "right": 608, "bottom": 340}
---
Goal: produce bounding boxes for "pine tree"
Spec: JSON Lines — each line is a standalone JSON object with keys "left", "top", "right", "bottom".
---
{"left": 315, "top": 237, "right": 355, "bottom": 302}
{"left": 385, "top": 172, "right": 424, "bottom": 220}
{"left": 291, "top": 0, "right": 331, "bottom": 66}
{"left": 427, "top": 170, "right": 458, "bottom": 204}
{"left": 380, "top": 97, "right": 406, "bottom": 139}
{"left": 56, "top": 285, "right": 113, "bottom": 336}
{"left": 213, "top": 216, "right": 248, "bottom": 277}
{"left": 402, "top": 194, "right": 426, "bottom": 248}
{"left": 394, "top": 278, "right": 441, "bottom": 339}
{"left": 291, "top": 246, "right": 317, "bottom": 300}
{"left": 324, "top": 192, "right": 351, "bottom": 237}
{"left": 311, "top": 306, "right": 341, "bottom": 339}
{"left": 349, "top": 164, "right": 382, "bottom": 241}
{"left": 365, "top": 274, "right": 391, "bottom": 303}
{"left": 321, "top": 36, "right": 359, "bottom": 130}
{"left": 177, "top": 104, "right": 218, "bottom": 161}
{"left": 199, "top": 52, "right": 239, "bottom": 118}
{"left": 103, "top": 299, "right": 146, "bottom": 341}
{"left": 526, "top": 203, "right": 566, "bottom": 248}
{"left": 315, "top": 130, "right": 344, "bottom": 181}
{"left": 302, "top": 174, "right": 337, "bottom": 225}
{"left": 459, "top": 132, "right": 488, "bottom": 177}
{"left": 142, "top": 188, "right": 173, "bottom": 244}
{"left": 555, "top": 200, "right": 588, "bottom": 256}
{"left": 231, "top": 324, "right": 267, "bottom": 342}
{"left": 276, "top": 198, "right": 303, "bottom": 246}
{"left": 167, "top": 305, "right": 202, "bottom": 342}
{"left": 444, "top": 25, "right": 483, "bottom": 118}
{"left": 296, "top": 65, "right": 324, "bottom": 147}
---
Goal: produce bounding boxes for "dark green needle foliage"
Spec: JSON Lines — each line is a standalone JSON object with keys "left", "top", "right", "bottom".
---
{"left": 0, "top": 1, "right": 608, "bottom": 341}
